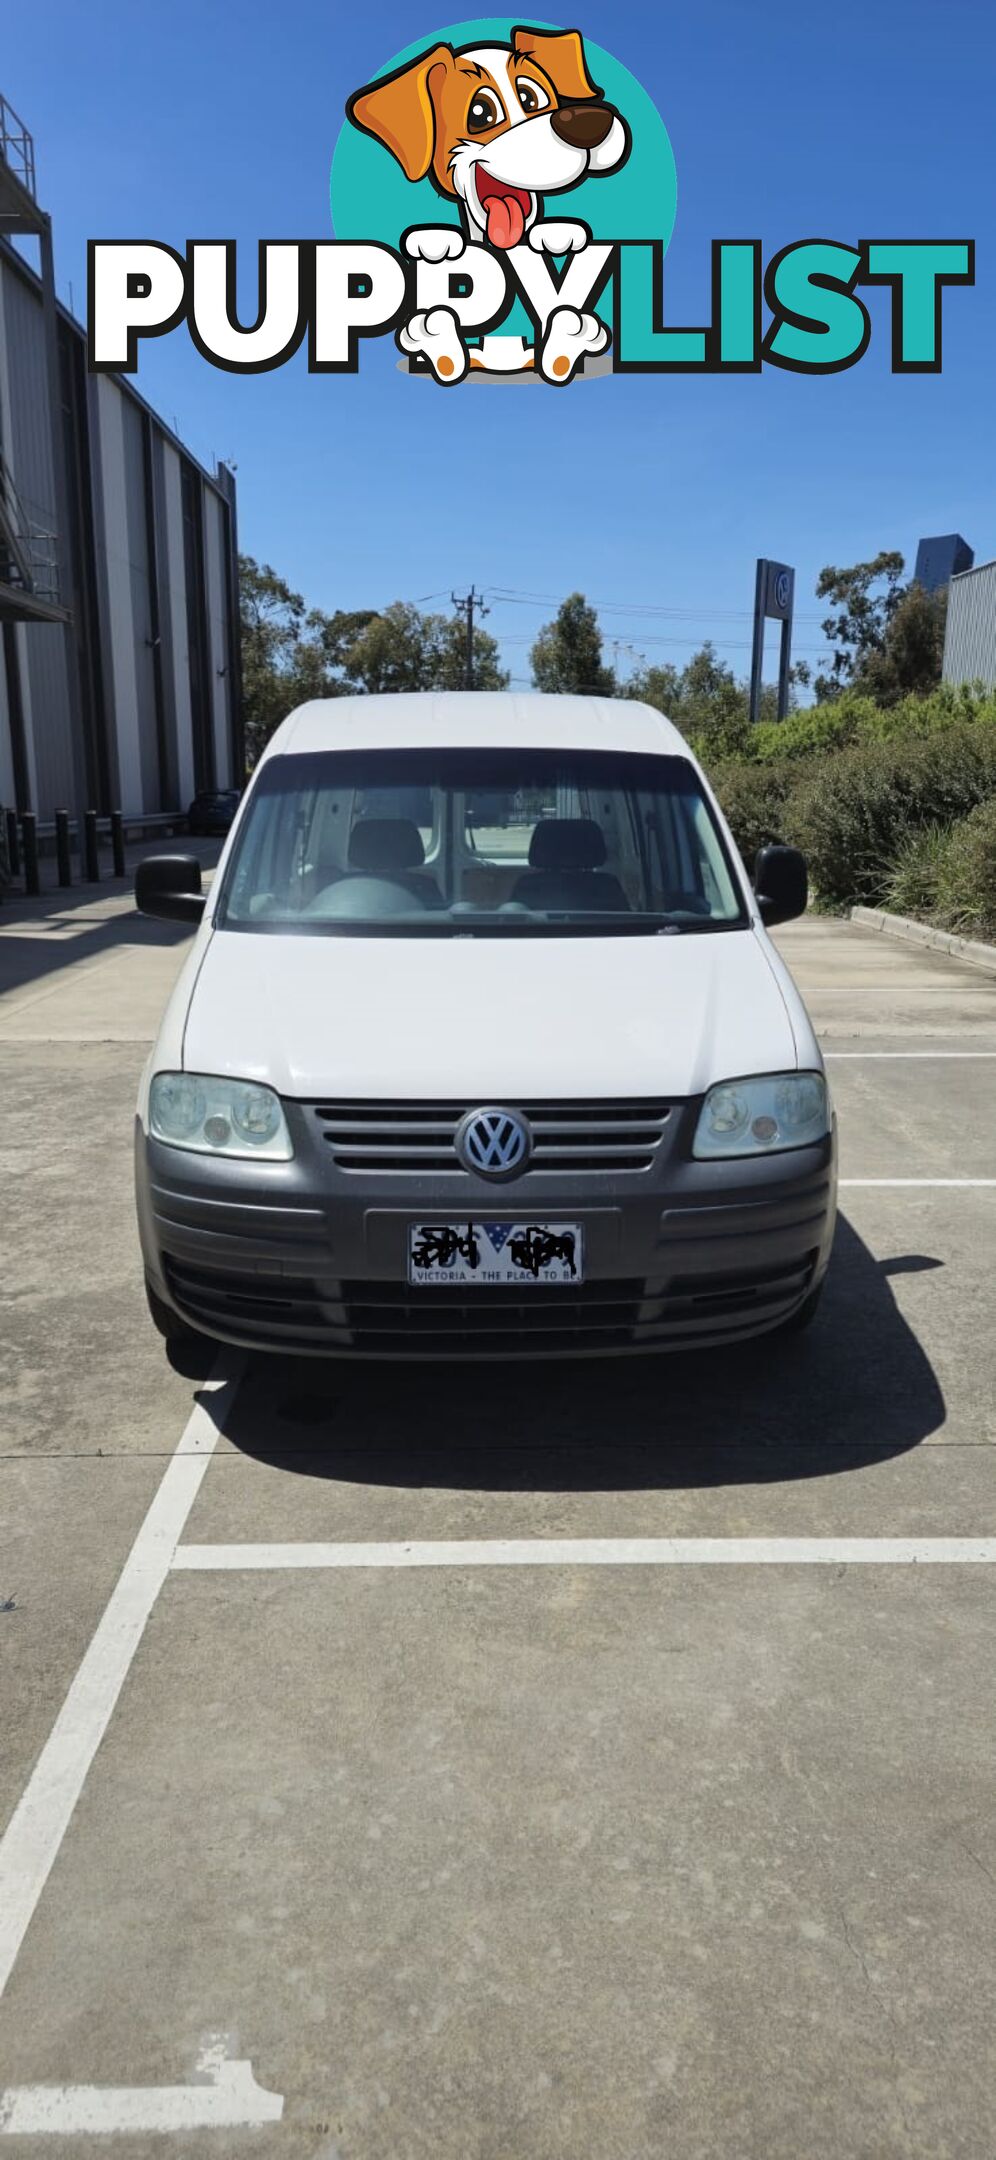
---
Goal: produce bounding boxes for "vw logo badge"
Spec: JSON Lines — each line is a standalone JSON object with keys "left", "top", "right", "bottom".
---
{"left": 456, "top": 1106, "right": 532, "bottom": 1180}
{"left": 774, "top": 568, "right": 792, "bottom": 613}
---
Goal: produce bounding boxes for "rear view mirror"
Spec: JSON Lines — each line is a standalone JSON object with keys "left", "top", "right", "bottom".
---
{"left": 754, "top": 843, "right": 808, "bottom": 928}
{"left": 135, "top": 854, "right": 205, "bottom": 924}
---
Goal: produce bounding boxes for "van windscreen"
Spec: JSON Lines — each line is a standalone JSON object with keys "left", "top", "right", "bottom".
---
{"left": 217, "top": 748, "right": 748, "bottom": 937}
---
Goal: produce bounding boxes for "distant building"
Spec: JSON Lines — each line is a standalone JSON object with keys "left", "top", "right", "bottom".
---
{"left": 0, "top": 93, "right": 242, "bottom": 828}
{"left": 914, "top": 533, "right": 974, "bottom": 594}
{"left": 942, "top": 561, "right": 996, "bottom": 691}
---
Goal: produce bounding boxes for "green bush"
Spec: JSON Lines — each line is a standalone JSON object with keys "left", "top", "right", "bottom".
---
{"left": 883, "top": 824, "right": 950, "bottom": 918}
{"left": 789, "top": 726, "right": 996, "bottom": 909}
{"left": 709, "top": 758, "right": 797, "bottom": 869}
{"left": 935, "top": 797, "right": 996, "bottom": 937}
{"left": 753, "top": 697, "right": 871, "bottom": 764}
{"left": 856, "top": 683, "right": 996, "bottom": 744}
{"left": 749, "top": 684, "right": 996, "bottom": 766}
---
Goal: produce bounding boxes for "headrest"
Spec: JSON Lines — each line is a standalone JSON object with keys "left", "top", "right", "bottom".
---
{"left": 528, "top": 817, "right": 607, "bottom": 870}
{"left": 348, "top": 818, "right": 426, "bottom": 871}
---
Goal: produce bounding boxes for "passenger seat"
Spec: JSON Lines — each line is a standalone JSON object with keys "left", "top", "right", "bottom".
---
{"left": 510, "top": 818, "right": 630, "bottom": 913}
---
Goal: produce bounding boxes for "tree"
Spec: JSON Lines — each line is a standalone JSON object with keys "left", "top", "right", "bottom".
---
{"left": 434, "top": 612, "right": 508, "bottom": 691}
{"left": 239, "top": 557, "right": 308, "bottom": 760}
{"left": 814, "top": 550, "right": 906, "bottom": 699}
{"left": 239, "top": 555, "right": 376, "bottom": 762}
{"left": 627, "top": 641, "right": 812, "bottom": 760}
{"left": 624, "top": 661, "right": 683, "bottom": 714}
{"left": 239, "top": 561, "right": 508, "bottom": 761}
{"left": 342, "top": 601, "right": 507, "bottom": 694}
{"left": 627, "top": 642, "right": 752, "bottom": 758}
{"left": 530, "top": 593, "right": 617, "bottom": 696}
{"left": 852, "top": 581, "right": 948, "bottom": 707}
{"left": 814, "top": 551, "right": 947, "bottom": 704}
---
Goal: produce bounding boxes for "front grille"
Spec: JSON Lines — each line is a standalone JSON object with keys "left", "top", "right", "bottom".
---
{"left": 310, "top": 1100, "right": 673, "bottom": 1175}
{"left": 340, "top": 1277, "right": 650, "bottom": 1351}
{"left": 165, "top": 1250, "right": 817, "bottom": 1356}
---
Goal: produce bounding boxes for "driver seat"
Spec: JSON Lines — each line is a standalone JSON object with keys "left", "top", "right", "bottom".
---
{"left": 345, "top": 818, "right": 444, "bottom": 905}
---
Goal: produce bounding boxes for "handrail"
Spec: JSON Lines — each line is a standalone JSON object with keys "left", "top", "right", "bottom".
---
{"left": 0, "top": 94, "right": 36, "bottom": 199}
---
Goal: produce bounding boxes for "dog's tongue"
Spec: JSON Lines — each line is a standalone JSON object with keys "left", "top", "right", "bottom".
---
{"left": 484, "top": 191, "right": 526, "bottom": 250}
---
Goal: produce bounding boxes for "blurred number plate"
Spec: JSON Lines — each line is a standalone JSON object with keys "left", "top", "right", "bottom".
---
{"left": 408, "top": 1221, "right": 583, "bottom": 1285}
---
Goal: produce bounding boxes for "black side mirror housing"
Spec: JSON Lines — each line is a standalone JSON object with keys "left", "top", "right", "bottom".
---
{"left": 135, "top": 854, "right": 205, "bottom": 924}
{"left": 754, "top": 843, "right": 808, "bottom": 927}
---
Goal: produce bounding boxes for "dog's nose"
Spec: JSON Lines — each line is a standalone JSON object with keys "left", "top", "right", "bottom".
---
{"left": 550, "top": 102, "right": 616, "bottom": 150}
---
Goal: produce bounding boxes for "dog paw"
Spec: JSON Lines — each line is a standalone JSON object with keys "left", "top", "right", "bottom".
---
{"left": 527, "top": 221, "right": 589, "bottom": 256}
{"left": 397, "top": 306, "right": 468, "bottom": 384}
{"left": 404, "top": 227, "right": 465, "bottom": 264}
{"left": 539, "top": 305, "right": 610, "bottom": 384}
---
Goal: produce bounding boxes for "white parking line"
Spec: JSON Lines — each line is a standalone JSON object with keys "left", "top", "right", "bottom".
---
{"left": 0, "top": 1360, "right": 242, "bottom": 2007}
{"left": 840, "top": 1179, "right": 996, "bottom": 1188}
{"left": 171, "top": 1538, "right": 996, "bottom": 1570}
{"left": 825, "top": 1051, "right": 996, "bottom": 1058}
{"left": 0, "top": 2037, "right": 283, "bottom": 2137}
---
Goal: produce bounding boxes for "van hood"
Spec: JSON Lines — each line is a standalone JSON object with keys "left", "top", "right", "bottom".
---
{"left": 182, "top": 927, "right": 799, "bottom": 1100}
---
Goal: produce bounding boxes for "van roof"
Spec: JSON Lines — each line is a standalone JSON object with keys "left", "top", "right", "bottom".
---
{"left": 261, "top": 692, "right": 687, "bottom": 762}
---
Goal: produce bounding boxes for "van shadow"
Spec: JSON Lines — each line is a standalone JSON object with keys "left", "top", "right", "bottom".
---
{"left": 220, "top": 1215, "right": 945, "bottom": 1492}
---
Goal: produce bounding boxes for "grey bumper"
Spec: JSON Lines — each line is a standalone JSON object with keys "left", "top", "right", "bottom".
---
{"left": 136, "top": 1097, "right": 837, "bottom": 1358}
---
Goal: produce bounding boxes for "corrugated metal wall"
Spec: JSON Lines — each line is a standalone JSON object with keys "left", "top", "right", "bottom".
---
{"left": 0, "top": 261, "right": 76, "bottom": 811}
{"left": 942, "top": 561, "right": 996, "bottom": 691}
{"left": 0, "top": 626, "right": 13, "bottom": 803}
{"left": 120, "top": 395, "right": 161, "bottom": 811}
{"left": 160, "top": 440, "right": 196, "bottom": 804}
{"left": 204, "top": 488, "right": 232, "bottom": 787}
{"left": 0, "top": 242, "right": 240, "bottom": 821}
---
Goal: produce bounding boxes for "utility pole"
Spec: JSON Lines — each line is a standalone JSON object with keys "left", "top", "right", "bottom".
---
{"left": 451, "top": 584, "right": 489, "bottom": 690}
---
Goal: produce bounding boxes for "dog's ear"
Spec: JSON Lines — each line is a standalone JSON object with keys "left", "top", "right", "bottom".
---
{"left": 512, "top": 26, "right": 602, "bottom": 102}
{"left": 347, "top": 45, "right": 454, "bottom": 182}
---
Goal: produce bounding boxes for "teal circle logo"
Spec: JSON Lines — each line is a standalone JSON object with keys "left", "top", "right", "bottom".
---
{"left": 331, "top": 19, "right": 676, "bottom": 382}
{"left": 332, "top": 19, "right": 676, "bottom": 251}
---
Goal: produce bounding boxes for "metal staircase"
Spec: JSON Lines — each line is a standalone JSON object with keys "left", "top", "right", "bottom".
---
{"left": 0, "top": 449, "right": 61, "bottom": 603}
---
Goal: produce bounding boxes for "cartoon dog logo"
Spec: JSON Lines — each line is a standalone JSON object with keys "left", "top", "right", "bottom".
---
{"left": 346, "top": 25, "right": 630, "bottom": 382}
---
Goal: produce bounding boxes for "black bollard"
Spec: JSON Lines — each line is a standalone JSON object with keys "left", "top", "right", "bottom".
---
{"left": 55, "top": 809, "right": 72, "bottom": 887}
{"left": 6, "top": 807, "right": 20, "bottom": 880}
{"left": 84, "top": 809, "right": 100, "bottom": 883}
{"left": 21, "top": 812, "right": 39, "bottom": 896}
{"left": 110, "top": 810, "right": 125, "bottom": 877}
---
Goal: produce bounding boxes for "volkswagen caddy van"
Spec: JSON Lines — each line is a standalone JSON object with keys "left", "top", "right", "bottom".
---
{"left": 135, "top": 694, "right": 836, "bottom": 1357}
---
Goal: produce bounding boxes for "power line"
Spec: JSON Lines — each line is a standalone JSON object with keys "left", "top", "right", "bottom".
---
{"left": 495, "top": 629, "right": 834, "bottom": 655}
{"left": 485, "top": 585, "right": 827, "bottom": 625}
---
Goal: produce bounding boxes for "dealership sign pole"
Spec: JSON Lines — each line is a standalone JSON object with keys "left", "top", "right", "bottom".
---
{"left": 750, "top": 559, "right": 795, "bottom": 725}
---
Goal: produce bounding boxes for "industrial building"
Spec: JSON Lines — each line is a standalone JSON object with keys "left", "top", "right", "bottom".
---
{"left": 0, "top": 93, "right": 241, "bottom": 835}
{"left": 914, "top": 533, "right": 974, "bottom": 595}
{"left": 942, "top": 559, "right": 996, "bottom": 692}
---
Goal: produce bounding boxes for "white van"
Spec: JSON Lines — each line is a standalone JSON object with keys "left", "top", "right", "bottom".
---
{"left": 135, "top": 693, "right": 836, "bottom": 1357}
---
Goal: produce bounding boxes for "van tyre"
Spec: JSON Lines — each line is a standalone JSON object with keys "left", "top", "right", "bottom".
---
{"left": 775, "top": 1280, "right": 825, "bottom": 1336}
{"left": 144, "top": 1277, "right": 201, "bottom": 1348}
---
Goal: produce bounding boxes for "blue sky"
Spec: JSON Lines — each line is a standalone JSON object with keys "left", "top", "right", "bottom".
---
{"left": 5, "top": 0, "right": 993, "bottom": 687}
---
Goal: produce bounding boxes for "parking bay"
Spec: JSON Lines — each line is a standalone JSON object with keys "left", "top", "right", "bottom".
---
{"left": 0, "top": 911, "right": 994, "bottom": 2157}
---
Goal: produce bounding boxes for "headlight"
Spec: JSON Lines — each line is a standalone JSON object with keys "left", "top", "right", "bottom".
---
{"left": 149, "top": 1073, "right": 293, "bottom": 1160}
{"left": 693, "top": 1072, "right": 829, "bottom": 1159}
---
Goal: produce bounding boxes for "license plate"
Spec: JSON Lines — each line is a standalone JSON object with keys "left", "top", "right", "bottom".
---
{"left": 408, "top": 1221, "right": 583, "bottom": 1286}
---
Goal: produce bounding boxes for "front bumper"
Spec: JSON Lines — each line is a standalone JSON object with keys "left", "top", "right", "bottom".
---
{"left": 136, "top": 1097, "right": 837, "bottom": 1359}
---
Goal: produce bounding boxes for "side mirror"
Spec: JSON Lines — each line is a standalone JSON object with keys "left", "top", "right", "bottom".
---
{"left": 135, "top": 854, "right": 205, "bottom": 924}
{"left": 754, "top": 842, "right": 808, "bottom": 928}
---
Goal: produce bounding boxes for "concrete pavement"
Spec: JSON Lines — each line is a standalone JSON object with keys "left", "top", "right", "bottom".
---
{"left": 0, "top": 893, "right": 994, "bottom": 2158}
